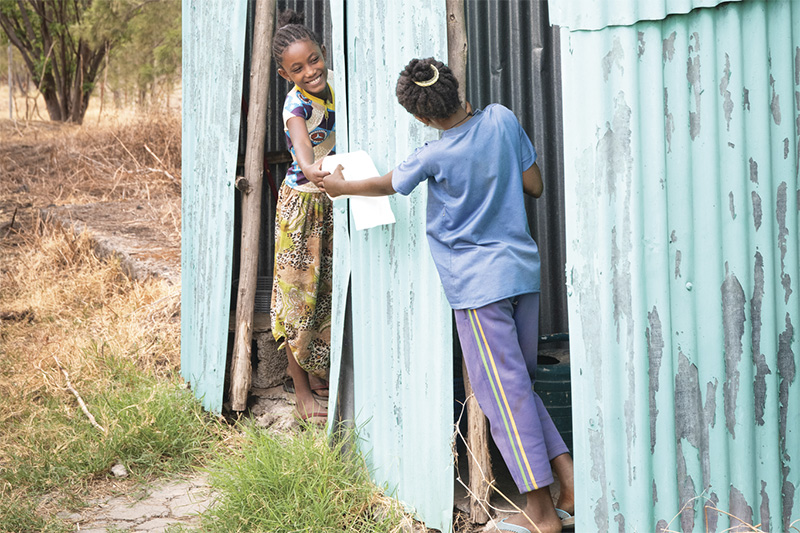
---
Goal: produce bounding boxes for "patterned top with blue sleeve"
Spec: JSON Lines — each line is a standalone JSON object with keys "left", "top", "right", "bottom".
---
{"left": 282, "top": 74, "right": 335, "bottom": 190}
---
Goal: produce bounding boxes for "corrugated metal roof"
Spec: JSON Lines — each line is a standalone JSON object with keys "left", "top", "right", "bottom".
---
{"left": 549, "top": 0, "right": 742, "bottom": 31}
{"left": 559, "top": 0, "right": 799, "bottom": 529}
{"left": 181, "top": 1, "right": 248, "bottom": 413}
{"left": 329, "top": 1, "right": 455, "bottom": 531}
{"left": 464, "top": 0, "right": 567, "bottom": 335}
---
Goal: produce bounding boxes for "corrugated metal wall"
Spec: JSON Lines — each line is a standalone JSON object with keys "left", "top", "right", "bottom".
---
{"left": 181, "top": 1, "right": 248, "bottom": 413}
{"left": 554, "top": 0, "right": 800, "bottom": 530}
{"left": 329, "top": 1, "right": 455, "bottom": 531}
{"left": 464, "top": 0, "right": 567, "bottom": 335}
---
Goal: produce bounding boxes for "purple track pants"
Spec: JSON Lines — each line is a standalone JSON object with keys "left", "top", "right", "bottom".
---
{"left": 454, "top": 292, "right": 569, "bottom": 494}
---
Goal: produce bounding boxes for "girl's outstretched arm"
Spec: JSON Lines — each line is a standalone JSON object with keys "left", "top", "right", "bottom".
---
{"left": 286, "top": 116, "right": 330, "bottom": 187}
{"left": 522, "top": 162, "right": 543, "bottom": 198}
{"left": 323, "top": 165, "right": 396, "bottom": 197}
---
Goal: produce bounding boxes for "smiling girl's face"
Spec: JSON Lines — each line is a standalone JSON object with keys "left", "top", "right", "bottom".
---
{"left": 278, "top": 39, "right": 329, "bottom": 99}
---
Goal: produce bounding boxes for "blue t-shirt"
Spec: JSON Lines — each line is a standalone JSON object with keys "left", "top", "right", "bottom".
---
{"left": 391, "top": 104, "right": 540, "bottom": 310}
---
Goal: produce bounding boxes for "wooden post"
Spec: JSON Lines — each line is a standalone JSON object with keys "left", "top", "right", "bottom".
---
{"left": 447, "top": 1, "right": 493, "bottom": 525}
{"left": 230, "top": 0, "right": 277, "bottom": 412}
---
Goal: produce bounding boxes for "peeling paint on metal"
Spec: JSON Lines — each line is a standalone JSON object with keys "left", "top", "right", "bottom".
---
{"left": 749, "top": 157, "right": 758, "bottom": 183}
{"left": 751, "top": 252, "right": 770, "bottom": 426}
{"left": 728, "top": 191, "right": 736, "bottom": 219}
{"left": 687, "top": 32, "right": 702, "bottom": 140}
{"left": 603, "top": 36, "right": 625, "bottom": 82}
{"left": 638, "top": 31, "right": 646, "bottom": 58}
{"left": 785, "top": 137, "right": 790, "bottom": 159}
{"left": 729, "top": 486, "right": 754, "bottom": 532}
{"left": 752, "top": 191, "right": 763, "bottom": 231}
{"left": 721, "top": 265, "right": 745, "bottom": 438}
{"left": 675, "top": 351, "right": 714, "bottom": 482}
{"left": 589, "top": 412, "right": 610, "bottom": 533}
{"left": 796, "top": 46, "right": 800, "bottom": 84}
{"left": 664, "top": 88, "right": 674, "bottom": 152}
{"left": 778, "top": 313, "right": 796, "bottom": 532}
{"left": 777, "top": 182, "right": 792, "bottom": 304}
{"left": 770, "top": 75, "right": 782, "bottom": 125}
{"left": 759, "top": 481, "right": 770, "bottom": 533}
{"left": 676, "top": 440, "right": 697, "bottom": 532}
{"left": 647, "top": 307, "right": 664, "bottom": 453}
{"left": 782, "top": 471, "right": 796, "bottom": 532}
{"left": 743, "top": 86, "right": 751, "bottom": 111}
{"left": 705, "top": 492, "right": 721, "bottom": 532}
{"left": 720, "top": 53, "right": 733, "bottom": 131}
{"left": 663, "top": 31, "right": 676, "bottom": 63}
{"left": 614, "top": 511, "right": 626, "bottom": 531}
{"left": 675, "top": 249, "right": 682, "bottom": 279}
{"left": 777, "top": 314, "right": 796, "bottom": 450}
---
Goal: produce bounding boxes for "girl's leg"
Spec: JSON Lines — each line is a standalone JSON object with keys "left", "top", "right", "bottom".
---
{"left": 550, "top": 453, "right": 574, "bottom": 515}
{"left": 512, "top": 488, "right": 563, "bottom": 533}
{"left": 514, "top": 293, "right": 574, "bottom": 513}
{"left": 454, "top": 299, "right": 555, "bottom": 497}
{"left": 286, "top": 344, "right": 327, "bottom": 420}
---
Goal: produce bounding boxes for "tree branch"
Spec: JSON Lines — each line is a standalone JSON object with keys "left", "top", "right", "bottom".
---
{"left": 53, "top": 356, "right": 107, "bottom": 435}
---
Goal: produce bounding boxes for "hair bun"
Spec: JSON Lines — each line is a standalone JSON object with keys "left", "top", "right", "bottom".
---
{"left": 409, "top": 58, "right": 438, "bottom": 83}
{"left": 277, "top": 9, "right": 304, "bottom": 28}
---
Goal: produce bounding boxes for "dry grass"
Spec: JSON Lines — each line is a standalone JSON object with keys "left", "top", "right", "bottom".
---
{"left": 0, "top": 110, "right": 186, "bottom": 494}
{"left": 0, "top": 223, "right": 181, "bottom": 467}
{"left": 0, "top": 113, "right": 181, "bottom": 210}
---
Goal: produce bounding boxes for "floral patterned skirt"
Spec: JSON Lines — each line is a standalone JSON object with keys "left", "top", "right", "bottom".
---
{"left": 270, "top": 183, "right": 333, "bottom": 378}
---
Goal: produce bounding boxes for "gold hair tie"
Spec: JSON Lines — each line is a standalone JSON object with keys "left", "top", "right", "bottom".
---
{"left": 413, "top": 64, "right": 439, "bottom": 87}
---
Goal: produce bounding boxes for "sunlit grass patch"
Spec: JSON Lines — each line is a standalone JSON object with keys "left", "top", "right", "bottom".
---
{"left": 202, "top": 424, "right": 413, "bottom": 533}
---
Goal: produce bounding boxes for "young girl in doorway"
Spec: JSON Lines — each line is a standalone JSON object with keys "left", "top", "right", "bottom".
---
{"left": 270, "top": 10, "right": 334, "bottom": 425}
{"left": 323, "top": 58, "right": 575, "bottom": 533}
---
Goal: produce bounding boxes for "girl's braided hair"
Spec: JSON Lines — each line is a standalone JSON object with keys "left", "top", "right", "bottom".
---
{"left": 395, "top": 58, "right": 461, "bottom": 119}
{"left": 272, "top": 9, "right": 322, "bottom": 66}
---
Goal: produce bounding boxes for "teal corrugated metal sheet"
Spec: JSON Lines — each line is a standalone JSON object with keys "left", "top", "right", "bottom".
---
{"left": 560, "top": 0, "right": 799, "bottom": 530}
{"left": 330, "top": 1, "right": 455, "bottom": 531}
{"left": 181, "top": 1, "right": 247, "bottom": 413}
{"left": 328, "top": 0, "right": 350, "bottom": 430}
{"left": 549, "top": 0, "right": 741, "bottom": 31}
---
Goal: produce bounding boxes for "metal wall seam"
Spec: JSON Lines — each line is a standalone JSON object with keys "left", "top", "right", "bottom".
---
{"left": 560, "top": 0, "right": 799, "bottom": 530}
{"left": 548, "top": 0, "right": 743, "bottom": 32}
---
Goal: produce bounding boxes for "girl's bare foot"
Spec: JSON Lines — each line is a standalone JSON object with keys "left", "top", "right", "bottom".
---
{"left": 500, "top": 487, "right": 562, "bottom": 533}
{"left": 309, "top": 376, "right": 329, "bottom": 398}
{"left": 551, "top": 453, "right": 574, "bottom": 515}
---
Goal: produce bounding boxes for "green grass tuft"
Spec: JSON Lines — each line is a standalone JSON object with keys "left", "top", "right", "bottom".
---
{"left": 202, "top": 424, "right": 408, "bottom": 533}
{"left": 0, "top": 351, "right": 226, "bottom": 528}
{"left": 0, "top": 494, "right": 71, "bottom": 533}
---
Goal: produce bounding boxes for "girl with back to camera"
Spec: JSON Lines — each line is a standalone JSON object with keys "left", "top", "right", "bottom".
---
{"left": 323, "top": 58, "right": 575, "bottom": 533}
{"left": 270, "top": 9, "right": 334, "bottom": 426}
